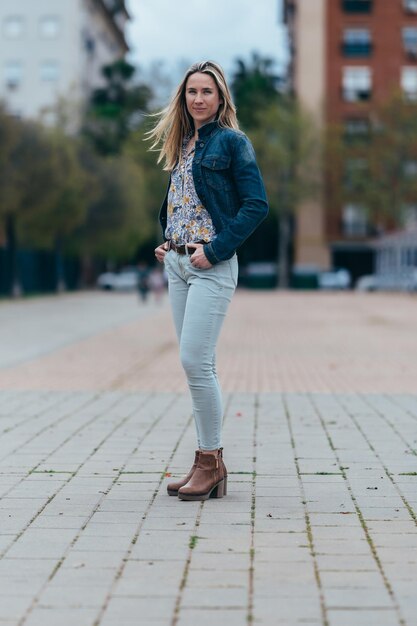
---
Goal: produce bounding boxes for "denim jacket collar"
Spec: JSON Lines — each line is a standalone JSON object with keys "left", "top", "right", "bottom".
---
{"left": 197, "top": 120, "right": 220, "bottom": 139}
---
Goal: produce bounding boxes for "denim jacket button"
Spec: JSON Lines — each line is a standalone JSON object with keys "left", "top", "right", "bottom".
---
{"left": 199, "top": 142, "right": 204, "bottom": 147}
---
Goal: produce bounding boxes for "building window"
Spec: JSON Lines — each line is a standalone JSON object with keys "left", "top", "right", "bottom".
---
{"left": 342, "top": 204, "right": 368, "bottom": 237}
{"left": 401, "top": 67, "right": 417, "bottom": 100}
{"left": 343, "top": 117, "right": 370, "bottom": 141}
{"left": 403, "top": 160, "right": 417, "bottom": 177}
{"left": 343, "top": 29, "right": 372, "bottom": 57}
{"left": 3, "top": 16, "right": 24, "bottom": 38}
{"left": 342, "top": 0, "right": 372, "bottom": 13}
{"left": 404, "top": 0, "right": 417, "bottom": 14}
{"left": 39, "top": 16, "right": 60, "bottom": 39}
{"left": 4, "top": 61, "right": 22, "bottom": 88}
{"left": 402, "top": 205, "right": 417, "bottom": 230}
{"left": 344, "top": 158, "right": 368, "bottom": 192}
{"left": 40, "top": 61, "right": 59, "bottom": 82}
{"left": 342, "top": 67, "right": 372, "bottom": 102}
{"left": 403, "top": 28, "right": 417, "bottom": 60}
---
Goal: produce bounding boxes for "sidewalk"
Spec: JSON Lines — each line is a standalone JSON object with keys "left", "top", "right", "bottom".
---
{"left": 0, "top": 290, "right": 416, "bottom": 626}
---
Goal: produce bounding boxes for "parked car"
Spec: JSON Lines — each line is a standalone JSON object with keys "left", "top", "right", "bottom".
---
{"left": 355, "top": 274, "right": 379, "bottom": 292}
{"left": 356, "top": 270, "right": 417, "bottom": 292}
{"left": 97, "top": 267, "right": 138, "bottom": 291}
{"left": 243, "top": 262, "right": 277, "bottom": 289}
{"left": 318, "top": 268, "right": 351, "bottom": 290}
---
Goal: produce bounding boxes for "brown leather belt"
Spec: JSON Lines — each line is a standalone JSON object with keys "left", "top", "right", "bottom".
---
{"left": 167, "top": 240, "right": 208, "bottom": 255}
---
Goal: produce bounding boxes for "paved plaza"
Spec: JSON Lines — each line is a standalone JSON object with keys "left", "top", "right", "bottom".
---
{"left": 0, "top": 289, "right": 416, "bottom": 626}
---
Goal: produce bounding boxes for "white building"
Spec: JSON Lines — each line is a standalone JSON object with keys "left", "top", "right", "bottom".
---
{"left": 0, "top": 0, "right": 130, "bottom": 124}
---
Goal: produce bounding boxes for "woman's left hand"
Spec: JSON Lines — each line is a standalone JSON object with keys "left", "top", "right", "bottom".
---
{"left": 187, "top": 243, "right": 213, "bottom": 269}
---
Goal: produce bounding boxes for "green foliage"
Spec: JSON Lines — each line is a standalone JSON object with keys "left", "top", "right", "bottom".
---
{"left": 123, "top": 120, "right": 167, "bottom": 243}
{"left": 72, "top": 144, "right": 153, "bottom": 262}
{"left": 249, "top": 98, "right": 320, "bottom": 216}
{"left": 18, "top": 129, "right": 92, "bottom": 250}
{"left": 0, "top": 106, "right": 26, "bottom": 220}
{"left": 231, "top": 52, "right": 282, "bottom": 130}
{"left": 326, "top": 93, "right": 417, "bottom": 227}
{"left": 83, "top": 59, "right": 153, "bottom": 156}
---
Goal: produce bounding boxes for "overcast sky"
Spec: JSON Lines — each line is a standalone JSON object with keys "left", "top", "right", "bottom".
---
{"left": 125, "top": 0, "right": 288, "bottom": 95}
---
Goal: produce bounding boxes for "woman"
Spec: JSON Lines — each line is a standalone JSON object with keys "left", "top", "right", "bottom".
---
{"left": 149, "top": 61, "right": 268, "bottom": 501}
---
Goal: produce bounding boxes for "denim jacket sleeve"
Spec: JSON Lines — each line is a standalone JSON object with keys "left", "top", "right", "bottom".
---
{"left": 203, "top": 133, "right": 269, "bottom": 265}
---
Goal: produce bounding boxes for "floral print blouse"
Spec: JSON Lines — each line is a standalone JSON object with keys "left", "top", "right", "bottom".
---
{"left": 165, "top": 134, "right": 217, "bottom": 244}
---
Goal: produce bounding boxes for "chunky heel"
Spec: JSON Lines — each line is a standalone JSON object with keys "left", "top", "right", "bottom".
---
{"left": 211, "top": 478, "right": 225, "bottom": 498}
{"left": 223, "top": 476, "right": 227, "bottom": 496}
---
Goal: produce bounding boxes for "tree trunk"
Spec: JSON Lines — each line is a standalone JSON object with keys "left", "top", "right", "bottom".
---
{"left": 277, "top": 211, "right": 290, "bottom": 289}
{"left": 5, "top": 213, "right": 22, "bottom": 297}
{"left": 55, "top": 236, "right": 66, "bottom": 293}
{"left": 80, "top": 252, "right": 94, "bottom": 288}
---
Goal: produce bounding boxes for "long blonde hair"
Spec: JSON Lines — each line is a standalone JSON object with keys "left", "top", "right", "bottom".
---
{"left": 146, "top": 61, "right": 239, "bottom": 171}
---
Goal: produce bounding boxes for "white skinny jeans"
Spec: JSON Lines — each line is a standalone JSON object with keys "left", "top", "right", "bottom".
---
{"left": 164, "top": 249, "right": 238, "bottom": 450}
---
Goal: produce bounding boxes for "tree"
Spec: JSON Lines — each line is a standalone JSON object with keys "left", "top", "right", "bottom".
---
{"left": 0, "top": 115, "right": 67, "bottom": 295}
{"left": 123, "top": 121, "right": 168, "bottom": 249}
{"left": 18, "top": 130, "right": 94, "bottom": 291}
{"left": 232, "top": 52, "right": 282, "bottom": 130}
{"left": 83, "top": 59, "right": 153, "bottom": 156}
{"left": 250, "top": 99, "right": 321, "bottom": 287}
{"left": 70, "top": 139, "right": 153, "bottom": 280}
{"left": 230, "top": 53, "right": 319, "bottom": 286}
{"left": 0, "top": 107, "right": 22, "bottom": 294}
{"left": 326, "top": 93, "right": 417, "bottom": 234}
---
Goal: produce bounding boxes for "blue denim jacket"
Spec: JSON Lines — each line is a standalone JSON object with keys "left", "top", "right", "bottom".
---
{"left": 159, "top": 120, "right": 269, "bottom": 265}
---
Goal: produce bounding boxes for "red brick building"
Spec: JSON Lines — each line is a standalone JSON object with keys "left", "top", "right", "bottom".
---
{"left": 283, "top": 0, "right": 417, "bottom": 277}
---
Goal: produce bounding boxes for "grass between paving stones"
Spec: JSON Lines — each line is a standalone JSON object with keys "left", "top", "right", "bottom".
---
{"left": 188, "top": 535, "right": 199, "bottom": 550}
{"left": 246, "top": 395, "right": 259, "bottom": 625}
{"left": 309, "top": 396, "right": 407, "bottom": 624}
{"left": 283, "top": 398, "right": 329, "bottom": 626}
{"left": 300, "top": 471, "right": 343, "bottom": 475}
{"left": 30, "top": 469, "right": 75, "bottom": 474}
{"left": 171, "top": 502, "right": 203, "bottom": 626}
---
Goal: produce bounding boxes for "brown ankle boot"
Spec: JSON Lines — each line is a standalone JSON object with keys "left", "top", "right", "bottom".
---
{"left": 167, "top": 451, "right": 200, "bottom": 496}
{"left": 178, "top": 449, "right": 227, "bottom": 501}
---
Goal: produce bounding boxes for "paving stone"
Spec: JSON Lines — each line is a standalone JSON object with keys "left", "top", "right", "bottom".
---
{"left": 326, "top": 608, "right": 399, "bottom": 626}
{"left": 0, "top": 292, "right": 417, "bottom": 624}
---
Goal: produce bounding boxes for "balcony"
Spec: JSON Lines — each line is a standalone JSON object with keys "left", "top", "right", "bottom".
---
{"left": 342, "top": 0, "right": 372, "bottom": 13}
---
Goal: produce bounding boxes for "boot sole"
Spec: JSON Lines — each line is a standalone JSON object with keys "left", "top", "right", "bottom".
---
{"left": 178, "top": 479, "right": 226, "bottom": 501}
{"left": 167, "top": 488, "right": 178, "bottom": 496}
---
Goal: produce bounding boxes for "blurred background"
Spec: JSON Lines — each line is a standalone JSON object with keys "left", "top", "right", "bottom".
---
{"left": 0, "top": 0, "right": 416, "bottom": 296}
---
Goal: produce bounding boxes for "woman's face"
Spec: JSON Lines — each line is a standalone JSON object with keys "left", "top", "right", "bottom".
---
{"left": 185, "top": 72, "right": 222, "bottom": 130}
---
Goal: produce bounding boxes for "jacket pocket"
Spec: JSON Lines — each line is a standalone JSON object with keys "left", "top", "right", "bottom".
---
{"left": 202, "top": 155, "right": 232, "bottom": 191}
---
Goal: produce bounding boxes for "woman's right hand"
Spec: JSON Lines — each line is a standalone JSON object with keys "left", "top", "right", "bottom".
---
{"left": 154, "top": 242, "right": 169, "bottom": 263}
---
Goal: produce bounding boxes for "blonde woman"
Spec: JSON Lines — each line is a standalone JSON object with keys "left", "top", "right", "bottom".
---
{"left": 150, "top": 61, "right": 268, "bottom": 501}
